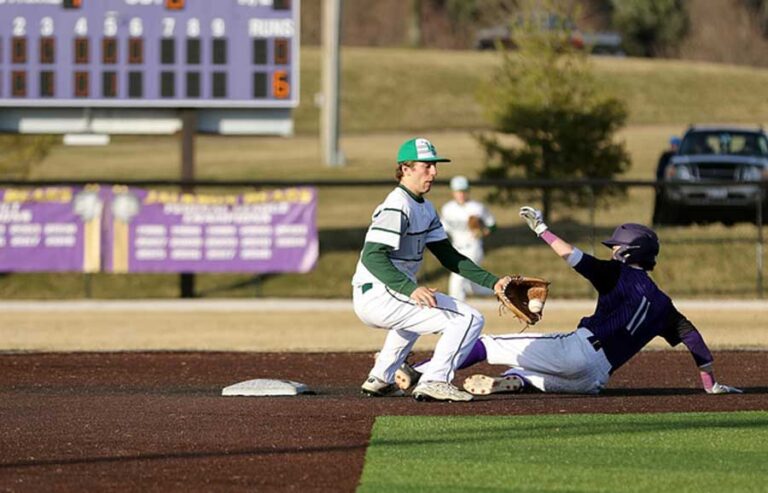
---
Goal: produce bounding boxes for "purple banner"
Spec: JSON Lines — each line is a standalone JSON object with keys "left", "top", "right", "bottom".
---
{"left": 0, "top": 186, "right": 104, "bottom": 272}
{"left": 102, "top": 186, "right": 317, "bottom": 274}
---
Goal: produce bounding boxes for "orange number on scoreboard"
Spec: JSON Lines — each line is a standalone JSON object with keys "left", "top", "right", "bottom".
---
{"left": 165, "top": 0, "right": 185, "bottom": 10}
{"left": 273, "top": 70, "right": 289, "bottom": 99}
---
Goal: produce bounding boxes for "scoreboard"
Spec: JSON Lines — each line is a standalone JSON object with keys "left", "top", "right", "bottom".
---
{"left": 0, "top": 0, "right": 299, "bottom": 109}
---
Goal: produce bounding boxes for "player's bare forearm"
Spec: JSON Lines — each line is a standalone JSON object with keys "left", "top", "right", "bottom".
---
{"left": 539, "top": 230, "right": 574, "bottom": 260}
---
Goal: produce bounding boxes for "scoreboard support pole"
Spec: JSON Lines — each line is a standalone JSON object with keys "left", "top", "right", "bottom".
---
{"left": 321, "top": 0, "right": 344, "bottom": 167}
{"left": 180, "top": 109, "right": 197, "bottom": 299}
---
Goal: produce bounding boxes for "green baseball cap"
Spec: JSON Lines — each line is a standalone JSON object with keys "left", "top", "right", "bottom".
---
{"left": 396, "top": 138, "right": 451, "bottom": 164}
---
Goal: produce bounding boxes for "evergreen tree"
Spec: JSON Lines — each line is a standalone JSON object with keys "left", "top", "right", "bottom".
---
{"left": 477, "top": 0, "right": 630, "bottom": 220}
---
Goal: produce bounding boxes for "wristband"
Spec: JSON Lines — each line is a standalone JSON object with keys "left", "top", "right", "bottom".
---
{"left": 699, "top": 370, "right": 715, "bottom": 391}
{"left": 540, "top": 229, "right": 557, "bottom": 245}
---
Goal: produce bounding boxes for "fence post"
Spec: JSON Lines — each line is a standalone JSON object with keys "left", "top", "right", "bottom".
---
{"left": 757, "top": 192, "right": 764, "bottom": 299}
{"left": 589, "top": 184, "right": 596, "bottom": 255}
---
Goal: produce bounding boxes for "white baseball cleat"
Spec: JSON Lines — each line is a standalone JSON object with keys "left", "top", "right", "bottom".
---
{"left": 412, "top": 381, "right": 473, "bottom": 402}
{"left": 463, "top": 374, "right": 524, "bottom": 395}
{"left": 361, "top": 375, "right": 405, "bottom": 397}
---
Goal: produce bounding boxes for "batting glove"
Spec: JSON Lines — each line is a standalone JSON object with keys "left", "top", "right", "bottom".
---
{"left": 707, "top": 382, "right": 743, "bottom": 394}
{"left": 520, "top": 206, "right": 548, "bottom": 236}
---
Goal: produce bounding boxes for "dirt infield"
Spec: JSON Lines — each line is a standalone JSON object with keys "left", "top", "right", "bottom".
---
{"left": 1, "top": 351, "right": 765, "bottom": 492}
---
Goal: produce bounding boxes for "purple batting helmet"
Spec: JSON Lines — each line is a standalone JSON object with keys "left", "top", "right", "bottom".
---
{"left": 602, "top": 223, "right": 660, "bottom": 270}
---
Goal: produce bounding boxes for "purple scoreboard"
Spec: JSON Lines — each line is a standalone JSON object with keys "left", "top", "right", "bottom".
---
{"left": 0, "top": 0, "right": 299, "bottom": 135}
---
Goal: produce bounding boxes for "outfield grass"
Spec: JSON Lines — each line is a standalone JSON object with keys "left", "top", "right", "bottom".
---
{"left": 359, "top": 412, "right": 768, "bottom": 493}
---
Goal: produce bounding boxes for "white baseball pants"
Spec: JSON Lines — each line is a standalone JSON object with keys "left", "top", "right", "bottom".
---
{"left": 353, "top": 283, "right": 485, "bottom": 383}
{"left": 481, "top": 328, "right": 612, "bottom": 394}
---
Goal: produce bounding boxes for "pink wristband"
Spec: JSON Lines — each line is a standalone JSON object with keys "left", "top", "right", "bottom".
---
{"left": 699, "top": 371, "right": 715, "bottom": 391}
{"left": 540, "top": 230, "right": 558, "bottom": 245}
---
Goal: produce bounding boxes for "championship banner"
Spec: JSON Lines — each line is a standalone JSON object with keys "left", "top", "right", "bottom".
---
{"left": 0, "top": 186, "right": 104, "bottom": 272}
{"left": 102, "top": 187, "right": 318, "bottom": 274}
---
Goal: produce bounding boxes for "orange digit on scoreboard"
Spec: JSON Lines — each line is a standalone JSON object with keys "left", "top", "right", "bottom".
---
{"left": 272, "top": 70, "right": 290, "bottom": 99}
{"left": 165, "top": 0, "right": 185, "bottom": 10}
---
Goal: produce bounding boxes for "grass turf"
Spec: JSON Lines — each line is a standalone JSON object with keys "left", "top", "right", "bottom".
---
{"left": 358, "top": 411, "right": 768, "bottom": 493}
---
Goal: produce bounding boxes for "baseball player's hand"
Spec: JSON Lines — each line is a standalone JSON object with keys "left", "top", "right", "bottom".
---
{"left": 707, "top": 382, "right": 743, "bottom": 394}
{"left": 493, "top": 276, "right": 513, "bottom": 295}
{"left": 410, "top": 286, "right": 437, "bottom": 308}
{"left": 520, "top": 206, "right": 548, "bottom": 236}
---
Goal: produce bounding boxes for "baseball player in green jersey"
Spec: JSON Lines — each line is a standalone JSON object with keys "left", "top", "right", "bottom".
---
{"left": 352, "top": 137, "right": 511, "bottom": 402}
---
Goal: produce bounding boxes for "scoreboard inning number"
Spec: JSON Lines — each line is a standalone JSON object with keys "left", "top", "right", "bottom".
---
{"left": 0, "top": 0, "right": 299, "bottom": 109}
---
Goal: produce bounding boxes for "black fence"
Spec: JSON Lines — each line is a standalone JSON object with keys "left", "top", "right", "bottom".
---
{"left": 0, "top": 178, "right": 765, "bottom": 299}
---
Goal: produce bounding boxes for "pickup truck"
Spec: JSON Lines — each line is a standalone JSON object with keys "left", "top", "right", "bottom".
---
{"left": 653, "top": 125, "right": 768, "bottom": 225}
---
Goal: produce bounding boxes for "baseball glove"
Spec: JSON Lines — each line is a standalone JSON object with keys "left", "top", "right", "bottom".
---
{"left": 468, "top": 215, "right": 484, "bottom": 238}
{"left": 496, "top": 275, "right": 551, "bottom": 325}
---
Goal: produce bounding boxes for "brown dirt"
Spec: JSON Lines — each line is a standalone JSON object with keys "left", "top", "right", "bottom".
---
{"left": 1, "top": 351, "right": 765, "bottom": 492}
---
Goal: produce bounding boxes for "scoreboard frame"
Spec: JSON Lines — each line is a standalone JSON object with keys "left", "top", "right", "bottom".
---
{"left": 0, "top": 0, "right": 300, "bottom": 110}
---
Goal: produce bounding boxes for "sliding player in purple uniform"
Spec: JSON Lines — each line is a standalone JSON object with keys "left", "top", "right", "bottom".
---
{"left": 397, "top": 206, "right": 741, "bottom": 395}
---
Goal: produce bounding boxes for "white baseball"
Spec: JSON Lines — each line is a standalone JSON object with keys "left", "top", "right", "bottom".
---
{"left": 528, "top": 299, "right": 543, "bottom": 313}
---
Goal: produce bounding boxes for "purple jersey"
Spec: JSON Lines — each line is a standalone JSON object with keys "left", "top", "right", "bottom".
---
{"left": 574, "top": 253, "right": 683, "bottom": 371}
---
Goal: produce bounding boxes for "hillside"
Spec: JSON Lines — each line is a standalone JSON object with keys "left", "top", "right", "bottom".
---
{"left": 300, "top": 0, "right": 768, "bottom": 68}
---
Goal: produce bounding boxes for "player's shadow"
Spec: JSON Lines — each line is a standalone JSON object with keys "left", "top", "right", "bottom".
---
{"left": 601, "top": 388, "right": 703, "bottom": 396}
{"left": 602, "top": 387, "right": 768, "bottom": 396}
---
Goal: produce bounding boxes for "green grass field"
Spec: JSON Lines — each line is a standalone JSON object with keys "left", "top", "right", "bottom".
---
{"left": 3, "top": 48, "right": 768, "bottom": 299}
{"left": 359, "top": 412, "right": 768, "bottom": 493}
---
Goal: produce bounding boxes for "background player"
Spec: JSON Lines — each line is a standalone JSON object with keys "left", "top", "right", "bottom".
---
{"left": 441, "top": 176, "right": 497, "bottom": 301}
{"left": 351, "top": 137, "right": 511, "bottom": 402}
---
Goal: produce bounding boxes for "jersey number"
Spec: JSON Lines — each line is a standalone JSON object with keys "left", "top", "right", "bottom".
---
{"left": 626, "top": 296, "right": 650, "bottom": 335}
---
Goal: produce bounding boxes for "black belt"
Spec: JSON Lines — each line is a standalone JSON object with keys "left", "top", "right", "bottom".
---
{"left": 586, "top": 335, "right": 602, "bottom": 352}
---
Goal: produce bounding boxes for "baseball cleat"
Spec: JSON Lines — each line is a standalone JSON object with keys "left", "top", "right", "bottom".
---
{"left": 394, "top": 360, "right": 421, "bottom": 391}
{"left": 463, "top": 374, "right": 524, "bottom": 395}
{"left": 360, "top": 375, "right": 405, "bottom": 397}
{"left": 412, "top": 381, "right": 473, "bottom": 402}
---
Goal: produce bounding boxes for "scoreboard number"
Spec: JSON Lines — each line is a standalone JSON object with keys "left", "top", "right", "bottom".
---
{"left": 74, "top": 17, "right": 88, "bottom": 36}
{"left": 129, "top": 18, "right": 144, "bottom": 38}
{"left": 104, "top": 15, "right": 118, "bottom": 37}
{"left": 186, "top": 18, "right": 200, "bottom": 38}
{"left": 13, "top": 17, "right": 26, "bottom": 36}
{"left": 162, "top": 18, "right": 176, "bottom": 38}
{"left": 273, "top": 70, "right": 289, "bottom": 99}
{"left": 165, "top": 0, "right": 186, "bottom": 10}
{"left": 211, "top": 19, "right": 226, "bottom": 38}
{"left": 40, "top": 17, "right": 54, "bottom": 37}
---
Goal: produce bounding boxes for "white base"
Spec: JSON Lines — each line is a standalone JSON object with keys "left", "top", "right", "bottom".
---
{"left": 221, "top": 378, "right": 310, "bottom": 397}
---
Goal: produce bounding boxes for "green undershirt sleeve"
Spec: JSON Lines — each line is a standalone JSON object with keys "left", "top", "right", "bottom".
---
{"left": 360, "top": 242, "right": 418, "bottom": 296}
{"left": 427, "top": 239, "right": 499, "bottom": 290}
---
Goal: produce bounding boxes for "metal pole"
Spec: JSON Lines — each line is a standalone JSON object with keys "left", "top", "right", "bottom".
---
{"left": 180, "top": 110, "right": 196, "bottom": 298}
{"left": 589, "top": 184, "right": 596, "bottom": 255}
{"left": 757, "top": 192, "right": 764, "bottom": 298}
{"left": 84, "top": 273, "right": 92, "bottom": 299}
{"left": 321, "top": 0, "right": 344, "bottom": 167}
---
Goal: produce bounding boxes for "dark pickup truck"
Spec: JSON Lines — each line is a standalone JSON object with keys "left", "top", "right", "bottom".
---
{"left": 653, "top": 125, "right": 768, "bottom": 225}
